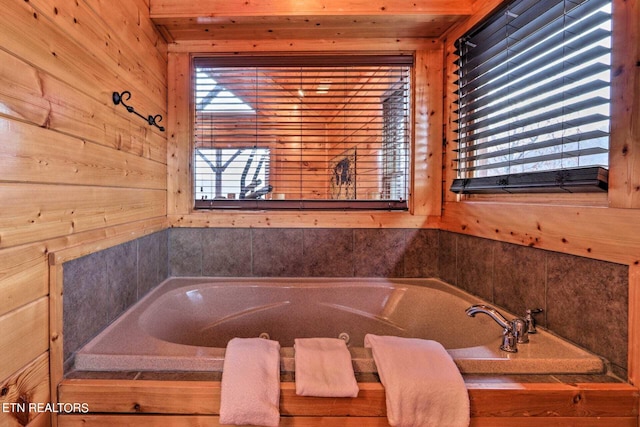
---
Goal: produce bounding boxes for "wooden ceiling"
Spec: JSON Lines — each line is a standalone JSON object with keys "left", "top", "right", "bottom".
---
{"left": 150, "top": 0, "right": 474, "bottom": 42}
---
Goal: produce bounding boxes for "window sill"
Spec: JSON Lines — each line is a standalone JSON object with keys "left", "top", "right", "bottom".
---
{"left": 168, "top": 210, "right": 433, "bottom": 229}
{"left": 460, "top": 192, "right": 610, "bottom": 207}
{"left": 193, "top": 200, "right": 408, "bottom": 211}
{"left": 450, "top": 167, "right": 608, "bottom": 195}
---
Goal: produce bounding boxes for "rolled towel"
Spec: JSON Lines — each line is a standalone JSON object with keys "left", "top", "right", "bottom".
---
{"left": 294, "top": 338, "right": 359, "bottom": 397}
{"left": 364, "top": 334, "right": 470, "bottom": 427}
{"left": 220, "top": 337, "right": 281, "bottom": 426}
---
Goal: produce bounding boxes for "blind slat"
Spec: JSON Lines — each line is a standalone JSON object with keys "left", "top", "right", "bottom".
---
{"left": 455, "top": 96, "right": 610, "bottom": 145}
{"left": 455, "top": 79, "right": 610, "bottom": 134}
{"left": 455, "top": 113, "right": 609, "bottom": 156}
{"left": 455, "top": 129, "right": 608, "bottom": 161}
{"left": 457, "top": 15, "right": 610, "bottom": 95}
{"left": 456, "top": 147, "right": 608, "bottom": 173}
{"left": 455, "top": 44, "right": 610, "bottom": 111}
{"left": 454, "top": 61, "right": 610, "bottom": 118}
{"left": 456, "top": 27, "right": 611, "bottom": 101}
{"left": 459, "top": 0, "right": 610, "bottom": 81}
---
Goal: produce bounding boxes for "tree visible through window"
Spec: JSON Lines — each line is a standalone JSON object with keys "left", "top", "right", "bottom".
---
{"left": 195, "top": 148, "right": 271, "bottom": 200}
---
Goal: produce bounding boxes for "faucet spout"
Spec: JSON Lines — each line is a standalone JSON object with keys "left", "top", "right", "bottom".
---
{"left": 465, "top": 304, "right": 512, "bottom": 331}
{"left": 465, "top": 304, "right": 519, "bottom": 352}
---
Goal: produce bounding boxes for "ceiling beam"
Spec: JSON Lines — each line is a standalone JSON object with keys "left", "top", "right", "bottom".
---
{"left": 150, "top": 0, "right": 474, "bottom": 21}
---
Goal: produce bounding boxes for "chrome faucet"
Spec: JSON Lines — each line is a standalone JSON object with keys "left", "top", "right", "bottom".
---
{"left": 525, "top": 308, "right": 543, "bottom": 334}
{"left": 465, "top": 304, "right": 528, "bottom": 352}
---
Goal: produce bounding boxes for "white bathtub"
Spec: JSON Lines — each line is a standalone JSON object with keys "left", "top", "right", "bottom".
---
{"left": 73, "top": 277, "right": 604, "bottom": 374}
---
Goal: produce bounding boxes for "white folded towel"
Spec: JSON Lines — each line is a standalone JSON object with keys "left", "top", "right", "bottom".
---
{"left": 220, "top": 338, "right": 281, "bottom": 426}
{"left": 294, "top": 338, "right": 359, "bottom": 397}
{"left": 364, "top": 334, "right": 470, "bottom": 427}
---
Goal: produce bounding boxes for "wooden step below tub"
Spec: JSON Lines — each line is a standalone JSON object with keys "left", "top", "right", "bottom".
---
{"left": 57, "top": 372, "right": 639, "bottom": 427}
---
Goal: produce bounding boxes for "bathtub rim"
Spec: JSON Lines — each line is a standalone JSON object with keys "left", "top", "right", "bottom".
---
{"left": 71, "top": 276, "right": 606, "bottom": 375}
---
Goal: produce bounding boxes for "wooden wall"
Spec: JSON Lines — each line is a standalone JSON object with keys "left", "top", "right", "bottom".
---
{"left": 0, "top": 0, "right": 167, "bottom": 425}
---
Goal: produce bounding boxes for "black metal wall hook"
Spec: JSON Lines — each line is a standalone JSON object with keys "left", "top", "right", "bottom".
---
{"left": 112, "top": 91, "right": 165, "bottom": 132}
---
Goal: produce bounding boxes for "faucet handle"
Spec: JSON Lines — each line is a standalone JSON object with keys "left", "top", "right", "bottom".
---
{"left": 512, "top": 318, "right": 529, "bottom": 344}
{"left": 525, "top": 308, "right": 543, "bottom": 334}
{"left": 500, "top": 327, "right": 518, "bottom": 353}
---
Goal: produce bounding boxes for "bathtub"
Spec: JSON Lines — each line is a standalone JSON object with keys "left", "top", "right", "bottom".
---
{"left": 73, "top": 277, "right": 604, "bottom": 374}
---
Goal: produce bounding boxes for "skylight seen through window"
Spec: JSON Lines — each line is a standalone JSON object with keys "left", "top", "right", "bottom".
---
{"left": 195, "top": 70, "right": 254, "bottom": 113}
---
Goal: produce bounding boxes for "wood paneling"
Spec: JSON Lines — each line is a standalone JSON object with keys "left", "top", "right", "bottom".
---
{"left": 0, "top": 298, "right": 49, "bottom": 383}
{"left": 47, "top": 217, "right": 168, "bottom": 266}
{"left": 167, "top": 52, "right": 192, "bottom": 216}
{"left": 0, "top": 0, "right": 167, "bottom": 420}
{"left": 0, "top": 244, "right": 48, "bottom": 318}
{"left": 629, "top": 263, "right": 640, "bottom": 387}
{"left": 28, "top": 413, "right": 52, "bottom": 427}
{"left": 439, "top": 201, "right": 640, "bottom": 265}
{"left": 0, "top": 118, "right": 165, "bottom": 190}
{"left": 470, "top": 419, "right": 637, "bottom": 427}
{"left": 58, "top": 415, "right": 392, "bottom": 427}
{"left": 49, "top": 260, "right": 64, "bottom": 424}
{"left": 151, "top": 0, "right": 473, "bottom": 41}
{"left": 151, "top": 0, "right": 473, "bottom": 17}
{"left": 169, "top": 211, "right": 433, "bottom": 229}
{"left": 0, "top": 0, "right": 165, "bottom": 117}
{"left": 57, "top": 379, "right": 639, "bottom": 426}
{"left": 158, "top": 16, "right": 464, "bottom": 41}
{"left": 0, "top": 215, "right": 167, "bottom": 320}
{"left": 468, "top": 382, "right": 639, "bottom": 418}
{"left": 0, "top": 0, "right": 637, "bottom": 424}
{"left": 58, "top": 381, "right": 386, "bottom": 416}
{"left": 169, "top": 38, "right": 439, "bottom": 53}
{"left": 0, "top": 353, "right": 50, "bottom": 427}
{"left": 608, "top": 0, "right": 640, "bottom": 208}
{"left": 90, "top": 0, "right": 167, "bottom": 60}
{"left": 57, "top": 416, "right": 640, "bottom": 427}
{"left": 412, "top": 49, "right": 443, "bottom": 217}
{"left": 0, "top": 48, "right": 166, "bottom": 163}
{"left": 0, "top": 184, "right": 166, "bottom": 249}
{"left": 26, "top": 0, "right": 166, "bottom": 92}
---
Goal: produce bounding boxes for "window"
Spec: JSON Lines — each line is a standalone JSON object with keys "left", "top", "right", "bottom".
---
{"left": 451, "top": 0, "right": 612, "bottom": 194}
{"left": 193, "top": 56, "right": 412, "bottom": 209}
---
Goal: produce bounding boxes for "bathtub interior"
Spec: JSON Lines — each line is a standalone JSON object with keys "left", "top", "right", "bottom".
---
{"left": 73, "top": 277, "right": 606, "bottom": 375}
{"left": 138, "top": 281, "right": 499, "bottom": 349}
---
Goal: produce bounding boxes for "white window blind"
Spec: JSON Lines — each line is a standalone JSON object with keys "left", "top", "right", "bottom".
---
{"left": 451, "top": 0, "right": 611, "bottom": 193}
{"left": 193, "top": 56, "right": 412, "bottom": 209}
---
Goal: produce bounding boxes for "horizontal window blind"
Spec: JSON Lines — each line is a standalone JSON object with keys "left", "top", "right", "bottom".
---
{"left": 193, "top": 56, "right": 412, "bottom": 209}
{"left": 452, "top": 0, "right": 612, "bottom": 193}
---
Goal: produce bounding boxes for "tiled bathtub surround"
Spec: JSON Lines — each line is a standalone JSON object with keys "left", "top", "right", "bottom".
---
{"left": 64, "top": 227, "right": 629, "bottom": 380}
{"left": 63, "top": 230, "right": 168, "bottom": 367}
{"left": 169, "top": 228, "right": 439, "bottom": 278}
{"left": 439, "top": 231, "right": 629, "bottom": 378}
